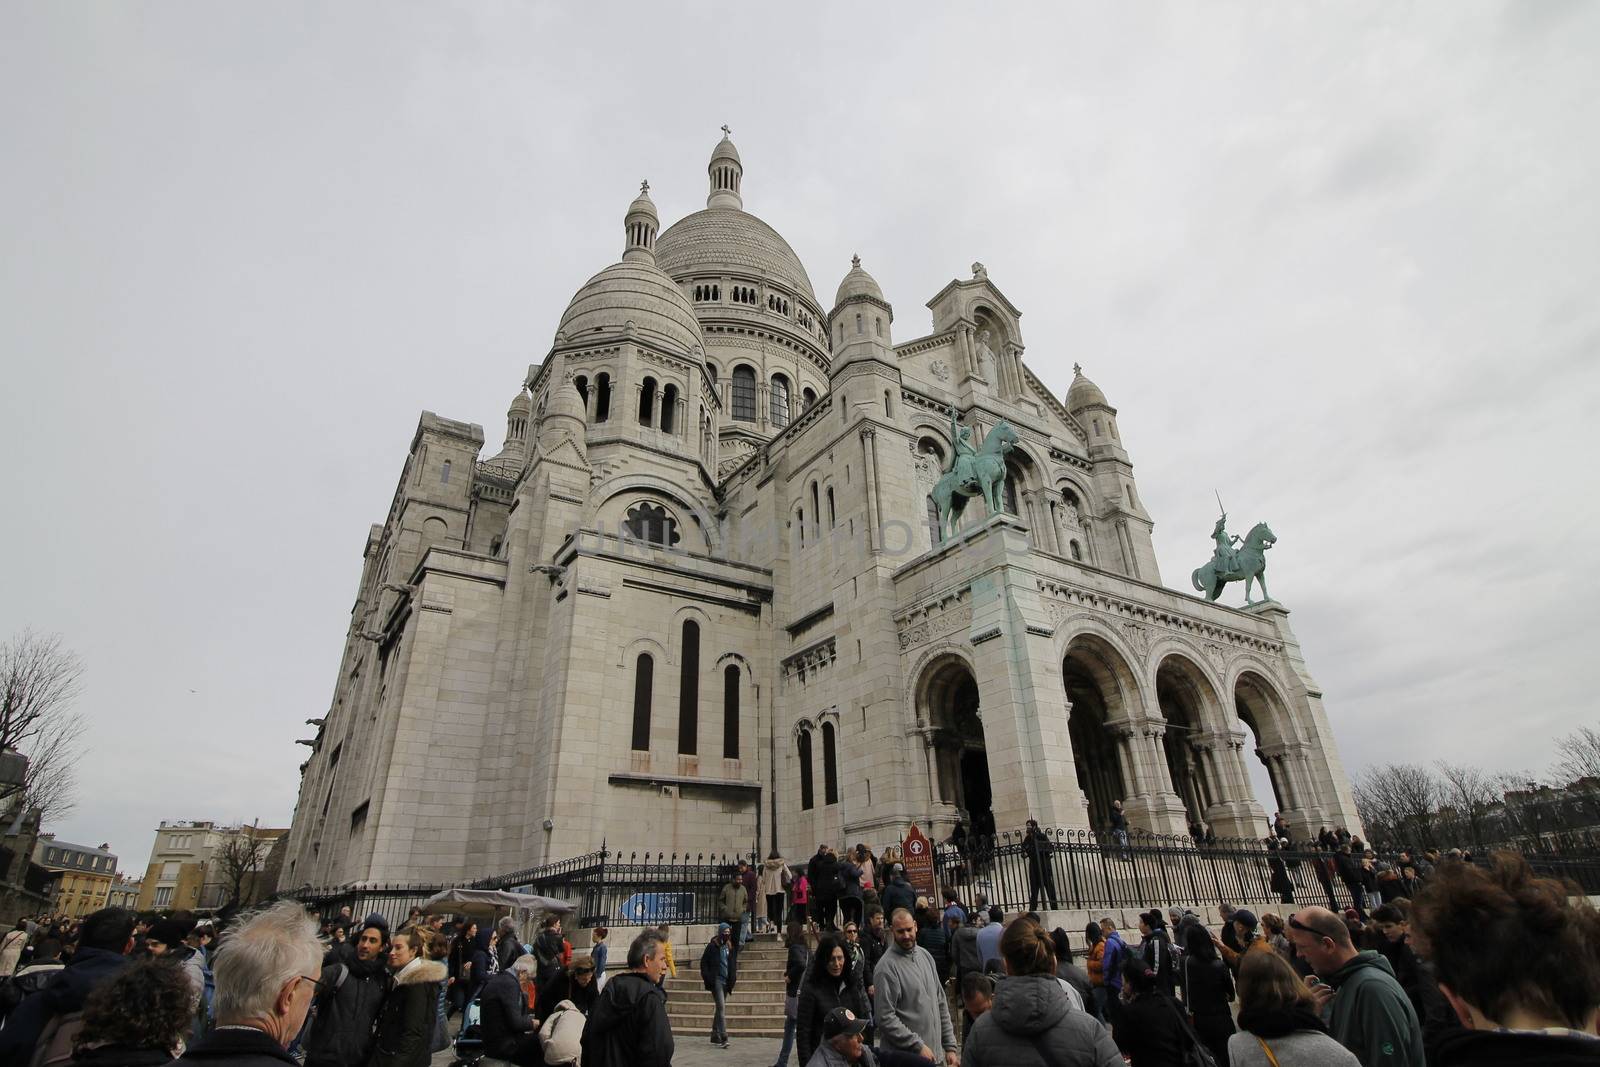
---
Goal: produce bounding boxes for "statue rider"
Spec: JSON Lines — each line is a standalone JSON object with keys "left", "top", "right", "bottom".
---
{"left": 1211, "top": 513, "right": 1242, "bottom": 576}
{"left": 945, "top": 405, "right": 979, "bottom": 491}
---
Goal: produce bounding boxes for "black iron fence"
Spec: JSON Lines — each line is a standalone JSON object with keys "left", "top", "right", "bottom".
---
{"left": 289, "top": 832, "right": 1600, "bottom": 928}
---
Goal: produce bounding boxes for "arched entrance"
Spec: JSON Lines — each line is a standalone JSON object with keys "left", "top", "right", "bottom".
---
{"left": 1156, "top": 656, "right": 1220, "bottom": 832}
{"left": 1235, "top": 671, "right": 1308, "bottom": 825}
{"left": 919, "top": 656, "right": 994, "bottom": 839}
{"left": 1062, "top": 635, "right": 1137, "bottom": 831}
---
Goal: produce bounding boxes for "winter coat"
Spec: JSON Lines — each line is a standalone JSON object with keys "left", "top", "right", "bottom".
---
{"left": 1056, "top": 962, "right": 1095, "bottom": 1012}
{"left": 465, "top": 929, "right": 493, "bottom": 1004}
{"left": 699, "top": 936, "right": 739, "bottom": 993}
{"left": 1229, "top": 1029, "right": 1361, "bottom": 1067}
{"left": 797, "top": 965, "right": 870, "bottom": 1065}
{"left": 808, "top": 852, "right": 840, "bottom": 901}
{"left": 478, "top": 970, "right": 536, "bottom": 1061}
{"left": 1, "top": 929, "right": 27, "bottom": 975}
{"left": 1085, "top": 940, "right": 1107, "bottom": 986}
{"left": 838, "top": 861, "right": 864, "bottom": 900}
{"left": 951, "top": 925, "right": 984, "bottom": 978}
{"left": 758, "top": 858, "right": 790, "bottom": 897}
{"left": 1139, "top": 928, "right": 1175, "bottom": 994}
{"left": 741, "top": 868, "right": 760, "bottom": 912}
{"left": 785, "top": 943, "right": 811, "bottom": 996}
{"left": 0, "top": 945, "right": 130, "bottom": 1063}
{"left": 579, "top": 971, "right": 673, "bottom": 1067}
{"left": 1323, "top": 951, "right": 1425, "bottom": 1067}
{"left": 168, "top": 1026, "right": 301, "bottom": 1066}
{"left": 1270, "top": 855, "right": 1296, "bottom": 895}
{"left": 539, "top": 999, "right": 585, "bottom": 1066}
{"left": 792, "top": 874, "right": 811, "bottom": 905}
{"left": 304, "top": 953, "right": 389, "bottom": 1067}
{"left": 806, "top": 1041, "right": 881, "bottom": 1067}
{"left": 916, "top": 922, "right": 949, "bottom": 980}
{"left": 1115, "top": 991, "right": 1190, "bottom": 1067}
{"left": 718, "top": 881, "right": 745, "bottom": 924}
{"left": 532, "top": 929, "right": 565, "bottom": 975}
{"left": 497, "top": 930, "right": 526, "bottom": 973}
{"left": 1431, "top": 1028, "right": 1600, "bottom": 1067}
{"left": 69, "top": 1045, "right": 176, "bottom": 1066}
{"left": 1181, "top": 954, "right": 1234, "bottom": 1020}
{"left": 961, "top": 973, "right": 1123, "bottom": 1067}
{"left": 536, "top": 967, "right": 597, "bottom": 1020}
{"left": 880, "top": 878, "right": 915, "bottom": 917}
{"left": 368, "top": 957, "right": 447, "bottom": 1067}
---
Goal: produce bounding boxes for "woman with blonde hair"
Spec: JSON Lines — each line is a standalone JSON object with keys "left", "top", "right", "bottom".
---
{"left": 1228, "top": 949, "right": 1358, "bottom": 1066}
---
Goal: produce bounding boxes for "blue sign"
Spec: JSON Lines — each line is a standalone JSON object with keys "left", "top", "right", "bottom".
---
{"left": 619, "top": 892, "right": 697, "bottom": 923}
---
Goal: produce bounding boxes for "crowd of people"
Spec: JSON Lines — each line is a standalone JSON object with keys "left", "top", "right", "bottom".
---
{"left": 0, "top": 842, "right": 1595, "bottom": 1067}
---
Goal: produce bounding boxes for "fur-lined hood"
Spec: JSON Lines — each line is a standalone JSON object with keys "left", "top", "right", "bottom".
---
{"left": 392, "top": 957, "right": 448, "bottom": 986}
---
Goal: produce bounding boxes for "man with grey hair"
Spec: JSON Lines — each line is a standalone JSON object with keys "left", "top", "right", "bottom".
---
{"left": 170, "top": 900, "right": 323, "bottom": 1066}
{"left": 581, "top": 930, "right": 672, "bottom": 1067}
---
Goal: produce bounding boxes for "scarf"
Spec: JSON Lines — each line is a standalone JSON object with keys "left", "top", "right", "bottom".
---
{"left": 1237, "top": 1003, "right": 1330, "bottom": 1039}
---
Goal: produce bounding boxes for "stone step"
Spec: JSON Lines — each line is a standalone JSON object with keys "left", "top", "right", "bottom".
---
{"left": 666, "top": 998, "right": 783, "bottom": 1017}
{"left": 668, "top": 988, "right": 789, "bottom": 1006}
{"left": 667, "top": 976, "right": 787, "bottom": 993}
{"left": 672, "top": 1026, "right": 788, "bottom": 1039}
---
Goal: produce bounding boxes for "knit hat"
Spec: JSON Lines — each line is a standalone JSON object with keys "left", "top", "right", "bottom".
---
{"left": 360, "top": 913, "right": 391, "bottom": 940}
{"left": 1233, "top": 909, "right": 1259, "bottom": 931}
{"left": 147, "top": 917, "right": 196, "bottom": 948}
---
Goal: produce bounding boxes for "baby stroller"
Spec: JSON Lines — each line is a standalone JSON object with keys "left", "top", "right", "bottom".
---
{"left": 448, "top": 991, "right": 488, "bottom": 1067}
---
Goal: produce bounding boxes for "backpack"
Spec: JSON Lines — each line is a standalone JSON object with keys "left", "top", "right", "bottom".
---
{"left": 28, "top": 1009, "right": 86, "bottom": 1067}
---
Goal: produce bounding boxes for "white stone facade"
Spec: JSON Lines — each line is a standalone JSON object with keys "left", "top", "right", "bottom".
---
{"left": 284, "top": 134, "right": 1362, "bottom": 889}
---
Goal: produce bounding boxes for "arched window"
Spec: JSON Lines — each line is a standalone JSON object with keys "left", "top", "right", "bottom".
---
{"left": 822, "top": 722, "right": 839, "bottom": 804}
{"left": 707, "top": 362, "right": 719, "bottom": 384}
{"left": 624, "top": 502, "right": 680, "bottom": 546}
{"left": 723, "top": 664, "right": 740, "bottom": 759}
{"left": 884, "top": 390, "right": 892, "bottom": 417}
{"left": 827, "top": 487, "right": 836, "bottom": 528}
{"left": 1069, "top": 539, "right": 1083, "bottom": 561}
{"left": 855, "top": 312, "right": 863, "bottom": 334}
{"left": 440, "top": 460, "right": 451, "bottom": 484}
{"left": 796, "top": 507, "right": 805, "bottom": 548}
{"left": 631, "top": 653, "right": 653, "bottom": 750}
{"left": 595, "top": 373, "right": 612, "bottom": 423}
{"left": 875, "top": 316, "right": 882, "bottom": 337}
{"left": 798, "top": 728, "right": 814, "bottom": 810}
{"left": 926, "top": 495, "right": 940, "bottom": 539}
{"left": 639, "top": 376, "right": 657, "bottom": 426}
{"left": 810, "top": 482, "right": 820, "bottom": 537}
{"left": 575, "top": 375, "right": 589, "bottom": 412}
{"left": 770, "top": 375, "right": 790, "bottom": 428}
{"left": 1003, "top": 469, "right": 1020, "bottom": 515}
{"left": 731, "top": 366, "right": 757, "bottom": 422}
{"left": 802, "top": 387, "right": 817, "bottom": 410}
{"left": 661, "top": 384, "right": 678, "bottom": 434}
{"left": 678, "top": 621, "right": 699, "bottom": 755}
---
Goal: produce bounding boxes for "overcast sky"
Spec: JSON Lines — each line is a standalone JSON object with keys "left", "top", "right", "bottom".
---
{"left": 3, "top": 2, "right": 1598, "bottom": 870}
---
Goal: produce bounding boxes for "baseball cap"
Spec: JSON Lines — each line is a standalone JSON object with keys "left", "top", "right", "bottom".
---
{"left": 822, "top": 1007, "right": 868, "bottom": 1039}
{"left": 1233, "top": 909, "right": 1259, "bottom": 930}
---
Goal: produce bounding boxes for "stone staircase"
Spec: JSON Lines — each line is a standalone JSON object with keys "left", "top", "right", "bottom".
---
{"left": 666, "top": 934, "right": 788, "bottom": 1040}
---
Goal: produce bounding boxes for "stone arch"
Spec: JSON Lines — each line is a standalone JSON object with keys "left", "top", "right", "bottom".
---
{"left": 1061, "top": 628, "right": 1144, "bottom": 828}
{"left": 1154, "top": 651, "right": 1229, "bottom": 831}
{"left": 912, "top": 649, "right": 992, "bottom": 839}
{"left": 1231, "top": 666, "right": 1306, "bottom": 820}
{"left": 590, "top": 478, "right": 719, "bottom": 553}
{"left": 617, "top": 634, "right": 669, "bottom": 670}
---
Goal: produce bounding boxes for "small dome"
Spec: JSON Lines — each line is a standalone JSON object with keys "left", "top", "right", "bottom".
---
{"left": 557, "top": 260, "right": 704, "bottom": 354}
{"left": 627, "top": 180, "right": 659, "bottom": 225}
{"left": 710, "top": 130, "right": 742, "bottom": 167}
{"left": 1066, "top": 363, "right": 1109, "bottom": 411}
{"left": 507, "top": 390, "right": 531, "bottom": 413}
{"left": 833, "top": 254, "right": 885, "bottom": 308}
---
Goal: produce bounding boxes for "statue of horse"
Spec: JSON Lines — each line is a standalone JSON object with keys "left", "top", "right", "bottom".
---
{"left": 929, "top": 422, "right": 1020, "bottom": 541}
{"left": 1191, "top": 521, "right": 1277, "bottom": 603}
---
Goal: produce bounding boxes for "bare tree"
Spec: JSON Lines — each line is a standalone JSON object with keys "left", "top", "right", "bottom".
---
{"left": 1353, "top": 763, "right": 1440, "bottom": 847}
{"left": 1551, "top": 725, "right": 1600, "bottom": 786}
{"left": 1435, "top": 761, "right": 1500, "bottom": 849}
{"left": 213, "top": 821, "right": 271, "bottom": 908}
{"left": 0, "top": 630, "right": 88, "bottom": 823}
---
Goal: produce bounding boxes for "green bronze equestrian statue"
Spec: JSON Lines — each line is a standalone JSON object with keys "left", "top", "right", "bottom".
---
{"left": 929, "top": 406, "right": 1019, "bottom": 542}
{"left": 1191, "top": 511, "right": 1277, "bottom": 603}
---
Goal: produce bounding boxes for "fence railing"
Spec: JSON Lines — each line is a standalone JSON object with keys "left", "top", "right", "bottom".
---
{"left": 287, "top": 831, "right": 1600, "bottom": 928}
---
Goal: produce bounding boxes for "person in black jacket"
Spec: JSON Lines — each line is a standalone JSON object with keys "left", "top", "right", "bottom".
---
{"left": 699, "top": 923, "right": 740, "bottom": 1048}
{"left": 1267, "top": 837, "right": 1297, "bottom": 905}
{"left": 68, "top": 959, "right": 195, "bottom": 1066}
{"left": 305, "top": 920, "right": 389, "bottom": 1067}
{"left": 369, "top": 928, "right": 447, "bottom": 1067}
{"left": 879, "top": 869, "right": 914, "bottom": 919}
{"left": 796, "top": 934, "right": 870, "bottom": 1065}
{"left": 535, "top": 956, "right": 597, "bottom": 1023}
{"left": 464, "top": 927, "right": 493, "bottom": 1009}
{"left": 1136, "top": 911, "right": 1175, "bottom": 996}
{"left": 773, "top": 920, "right": 811, "bottom": 1067}
{"left": 0, "top": 906, "right": 135, "bottom": 1064}
{"left": 1024, "top": 819, "right": 1060, "bottom": 910}
{"left": 1180, "top": 922, "right": 1235, "bottom": 1066}
{"left": 445, "top": 920, "right": 477, "bottom": 1017}
{"left": 808, "top": 845, "right": 840, "bottom": 931}
{"left": 1115, "top": 955, "right": 1191, "bottom": 1067}
{"left": 478, "top": 954, "right": 542, "bottom": 1066}
{"left": 581, "top": 931, "right": 672, "bottom": 1067}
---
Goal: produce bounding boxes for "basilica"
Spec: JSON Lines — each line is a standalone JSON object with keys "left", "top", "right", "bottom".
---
{"left": 283, "top": 132, "right": 1362, "bottom": 888}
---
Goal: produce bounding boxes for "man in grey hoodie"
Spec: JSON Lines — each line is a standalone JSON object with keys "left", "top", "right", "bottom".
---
{"left": 872, "top": 908, "right": 957, "bottom": 1066}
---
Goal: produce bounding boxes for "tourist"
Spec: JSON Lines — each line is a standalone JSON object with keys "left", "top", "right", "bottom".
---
{"left": 70, "top": 958, "right": 198, "bottom": 1065}
{"left": 806, "top": 1006, "right": 877, "bottom": 1067}
{"left": 862, "top": 908, "right": 889, "bottom": 976}
{"left": 530, "top": 915, "right": 564, "bottom": 984}
{"left": 842, "top": 921, "right": 874, "bottom": 996}
{"left": 538, "top": 995, "right": 584, "bottom": 1067}
{"left": 1181, "top": 922, "right": 1237, "bottom": 1066}
{"left": 369, "top": 927, "right": 447, "bottom": 1067}
{"left": 797, "top": 933, "right": 871, "bottom": 1064}
{"left": 590, "top": 926, "right": 609, "bottom": 988}
{"left": 699, "top": 922, "right": 739, "bottom": 1049}
{"left": 6, "top": 936, "right": 65, "bottom": 1008}
{"left": 1222, "top": 909, "right": 1275, "bottom": 972}
{"left": 1136, "top": 911, "right": 1175, "bottom": 995}
{"left": 1334, "top": 846, "right": 1368, "bottom": 920}
{"left": 1368, "top": 904, "right": 1436, "bottom": 1031}
{"left": 479, "top": 954, "right": 542, "bottom": 1066}
{"left": 0, "top": 907, "right": 135, "bottom": 1063}
{"left": 1092, "top": 918, "right": 1126, "bottom": 1026}
{"left": 402, "top": 907, "right": 424, "bottom": 932}
{"left": 810, "top": 845, "right": 841, "bottom": 931}
{"left": 654, "top": 924, "right": 676, "bottom": 980}
{"left": 1115, "top": 958, "right": 1192, "bottom": 1066}
{"left": 536, "top": 956, "right": 597, "bottom": 1020}
{"left": 1218, "top": 902, "right": 1242, "bottom": 956}
{"left": 445, "top": 920, "right": 476, "bottom": 1016}
{"left": 913, "top": 899, "right": 950, "bottom": 981}
{"left": 166, "top": 901, "right": 322, "bottom": 1066}
{"left": 1273, "top": 813, "right": 1292, "bottom": 843}
{"left": 496, "top": 916, "right": 525, "bottom": 973}
{"left": 717, "top": 870, "right": 746, "bottom": 946}
{"left": 1023, "top": 819, "right": 1061, "bottom": 910}
{"left": 879, "top": 866, "right": 914, "bottom": 919}
{"left": 741, "top": 860, "right": 762, "bottom": 944}
{"left": 1312, "top": 848, "right": 1342, "bottom": 912}
{"left": 792, "top": 869, "right": 813, "bottom": 927}
{"left": 2, "top": 919, "right": 28, "bottom": 975}
{"left": 1269, "top": 837, "right": 1297, "bottom": 905}
{"left": 1285, "top": 907, "right": 1422, "bottom": 1067}
{"left": 839, "top": 852, "right": 867, "bottom": 930}
{"left": 761, "top": 851, "right": 793, "bottom": 935}
{"left": 1410, "top": 852, "right": 1600, "bottom": 1065}
{"left": 420, "top": 927, "right": 452, "bottom": 1055}
{"left": 1229, "top": 945, "right": 1358, "bottom": 1066}
{"left": 961, "top": 917, "right": 1121, "bottom": 1067}
{"left": 1262, "top": 913, "right": 1292, "bottom": 960}
{"left": 855, "top": 846, "right": 878, "bottom": 909}
{"left": 464, "top": 926, "right": 493, "bottom": 1006}
{"left": 581, "top": 931, "right": 672, "bottom": 1067}
{"left": 950, "top": 909, "right": 985, "bottom": 985}
{"left": 1108, "top": 801, "right": 1130, "bottom": 855}
{"left": 774, "top": 919, "right": 813, "bottom": 1067}
{"left": 872, "top": 908, "right": 956, "bottom": 1066}
{"left": 958, "top": 973, "right": 993, "bottom": 1042}
{"left": 1083, "top": 921, "right": 1107, "bottom": 1018}
{"left": 304, "top": 918, "right": 388, "bottom": 1067}
{"left": 1049, "top": 928, "right": 1095, "bottom": 1014}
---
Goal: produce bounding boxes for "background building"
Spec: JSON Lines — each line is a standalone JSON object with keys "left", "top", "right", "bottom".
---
{"left": 107, "top": 874, "right": 141, "bottom": 911}
{"left": 33, "top": 834, "right": 117, "bottom": 917}
{"left": 286, "top": 132, "right": 1364, "bottom": 890}
{"left": 136, "top": 820, "right": 286, "bottom": 913}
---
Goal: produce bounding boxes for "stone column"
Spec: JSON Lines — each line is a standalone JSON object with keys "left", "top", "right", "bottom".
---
{"left": 1005, "top": 342, "right": 1025, "bottom": 398}
{"left": 860, "top": 428, "right": 880, "bottom": 553}
{"left": 1195, "top": 729, "right": 1268, "bottom": 840}
{"left": 957, "top": 322, "right": 976, "bottom": 380}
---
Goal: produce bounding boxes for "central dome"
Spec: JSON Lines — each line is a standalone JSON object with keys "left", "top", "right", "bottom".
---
{"left": 655, "top": 208, "right": 817, "bottom": 304}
